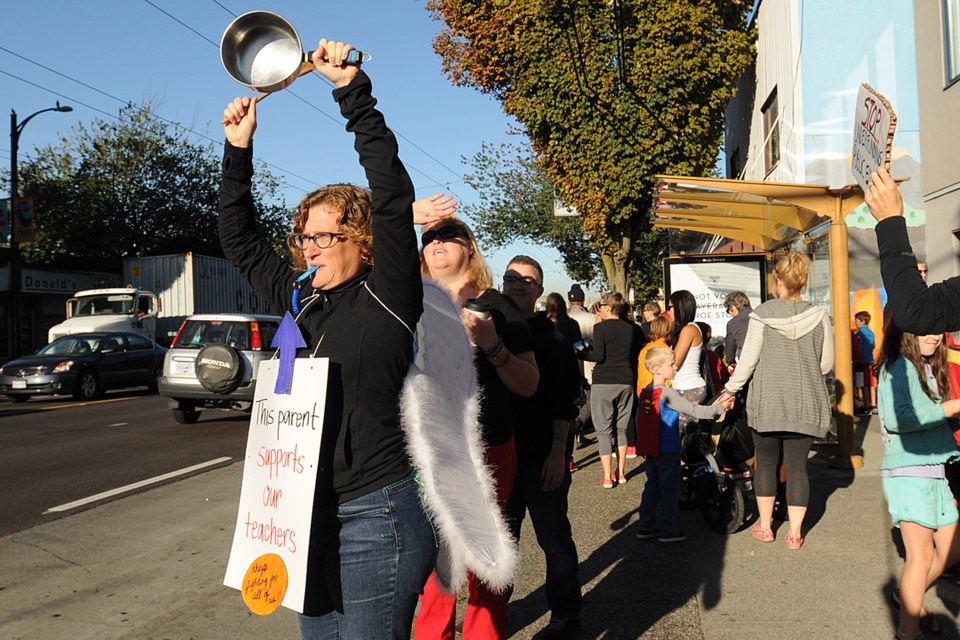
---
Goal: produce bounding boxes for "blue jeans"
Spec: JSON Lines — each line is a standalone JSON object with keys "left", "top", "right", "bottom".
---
{"left": 505, "top": 461, "right": 582, "bottom": 619}
{"left": 638, "top": 452, "right": 682, "bottom": 534}
{"left": 298, "top": 473, "right": 437, "bottom": 639}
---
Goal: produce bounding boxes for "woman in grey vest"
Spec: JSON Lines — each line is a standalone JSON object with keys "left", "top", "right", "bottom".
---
{"left": 719, "top": 252, "right": 834, "bottom": 550}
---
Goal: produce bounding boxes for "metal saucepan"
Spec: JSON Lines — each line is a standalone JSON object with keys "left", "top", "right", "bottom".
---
{"left": 220, "top": 10, "right": 367, "bottom": 99}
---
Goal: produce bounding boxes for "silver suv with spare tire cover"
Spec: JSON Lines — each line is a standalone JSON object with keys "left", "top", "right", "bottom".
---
{"left": 157, "top": 313, "right": 281, "bottom": 424}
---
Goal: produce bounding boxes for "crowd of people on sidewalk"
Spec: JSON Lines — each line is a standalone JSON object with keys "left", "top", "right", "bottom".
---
{"left": 217, "top": 49, "right": 959, "bottom": 640}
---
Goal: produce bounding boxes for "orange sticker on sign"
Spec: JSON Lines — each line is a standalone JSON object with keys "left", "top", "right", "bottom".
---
{"left": 242, "top": 553, "right": 288, "bottom": 615}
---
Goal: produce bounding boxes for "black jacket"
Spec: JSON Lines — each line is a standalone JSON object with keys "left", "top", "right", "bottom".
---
{"left": 511, "top": 314, "right": 581, "bottom": 464}
{"left": 219, "top": 72, "right": 421, "bottom": 505}
{"left": 877, "top": 216, "right": 960, "bottom": 334}
{"left": 581, "top": 318, "right": 641, "bottom": 386}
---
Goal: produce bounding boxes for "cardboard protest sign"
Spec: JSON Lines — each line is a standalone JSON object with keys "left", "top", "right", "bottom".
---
{"left": 851, "top": 83, "right": 897, "bottom": 192}
{"left": 223, "top": 357, "right": 328, "bottom": 614}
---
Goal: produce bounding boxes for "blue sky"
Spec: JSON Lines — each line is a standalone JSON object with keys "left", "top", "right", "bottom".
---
{"left": 1, "top": 0, "right": 594, "bottom": 300}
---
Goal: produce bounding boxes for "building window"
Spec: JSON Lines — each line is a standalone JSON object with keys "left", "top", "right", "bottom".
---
{"left": 945, "top": 0, "right": 960, "bottom": 85}
{"left": 761, "top": 88, "right": 780, "bottom": 175}
{"left": 728, "top": 146, "right": 742, "bottom": 179}
{"left": 760, "top": 87, "right": 780, "bottom": 173}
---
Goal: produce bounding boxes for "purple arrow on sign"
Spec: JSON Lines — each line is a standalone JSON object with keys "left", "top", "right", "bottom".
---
{"left": 271, "top": 312, "right": 307, "bottom": 394}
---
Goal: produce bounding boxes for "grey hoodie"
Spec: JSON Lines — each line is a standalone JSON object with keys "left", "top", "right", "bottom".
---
{"left": 724, "top": 299, "right": 835, "bottom": 437}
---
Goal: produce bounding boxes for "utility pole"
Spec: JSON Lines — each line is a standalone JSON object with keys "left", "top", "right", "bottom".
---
{"left": 8, "top": 101, "right": 73, "bottom": 357}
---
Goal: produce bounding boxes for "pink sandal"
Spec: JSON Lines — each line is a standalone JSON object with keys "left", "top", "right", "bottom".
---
{"left": 750, "top": 522, "right": 774, "bottom": 542}
{"left": 786, "top": 534, "right": 804, "bottom": 550}
{"left": 600, "top": 476, "right": 614, "bottom": 489}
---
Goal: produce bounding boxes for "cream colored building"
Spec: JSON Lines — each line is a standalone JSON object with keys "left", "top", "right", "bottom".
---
{"left": 913, "top": 1, "right": 960, "bottom": 283}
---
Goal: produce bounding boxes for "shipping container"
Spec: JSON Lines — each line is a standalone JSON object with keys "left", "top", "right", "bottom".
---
{"left": 123, "top": 253, "right": 276, "bottom": 344}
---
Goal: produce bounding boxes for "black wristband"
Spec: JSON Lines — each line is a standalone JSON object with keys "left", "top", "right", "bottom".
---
{"left": 482, "top": 337, "right": 503, "bottom": 359}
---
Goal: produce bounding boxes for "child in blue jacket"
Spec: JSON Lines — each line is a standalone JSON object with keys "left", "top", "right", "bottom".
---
{"left": 635, "top": 347, "right": 728, "bottom": 543}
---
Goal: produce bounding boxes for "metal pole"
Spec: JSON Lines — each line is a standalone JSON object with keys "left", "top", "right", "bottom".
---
{"left": 828, "top": 194, "right": 862, "bottom": 469}
{"left": 7, "top": 103, "right": 72, "bottom": 358}
{"left": 9, "top": 109, "right": 20, "bottom": 359}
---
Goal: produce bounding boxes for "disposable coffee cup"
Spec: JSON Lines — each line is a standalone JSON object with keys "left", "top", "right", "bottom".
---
{"left": 464, "top": 298, "right": 492, "bottom": 320}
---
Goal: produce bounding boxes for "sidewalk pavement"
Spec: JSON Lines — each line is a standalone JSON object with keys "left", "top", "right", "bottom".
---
{"left": 1, "top": 415, "right": 957, "bottom": 639}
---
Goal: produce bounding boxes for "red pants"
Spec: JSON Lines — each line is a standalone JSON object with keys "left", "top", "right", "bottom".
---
{"left": 414, "top": 437, "right": 517, "bottom": 640}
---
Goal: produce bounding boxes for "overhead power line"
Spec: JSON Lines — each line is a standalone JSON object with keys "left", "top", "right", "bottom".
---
{"left": 146, "top": 0, "right": 466, "bottom": 193}
{"left": 0, "top": 64, "right": 322, "bottom": 195}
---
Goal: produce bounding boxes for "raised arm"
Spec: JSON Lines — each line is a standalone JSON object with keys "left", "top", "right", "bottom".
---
{"left": 219, "top": 97, "right": 292, "bottom": 314}
{"left": 323, "top": 42, "right": 421, "bottom": 326}
{"left": 868, "top": 167, "right": 960, "bottom": 334}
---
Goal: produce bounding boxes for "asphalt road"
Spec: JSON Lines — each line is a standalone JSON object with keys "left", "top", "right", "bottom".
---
{"left": 2, "top": 399, "right": 958, "bottom": 639}
{"left": 0, "top": 391, "right": 249, "bottom": 536}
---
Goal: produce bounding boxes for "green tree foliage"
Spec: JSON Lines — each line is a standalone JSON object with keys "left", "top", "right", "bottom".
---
{"left": 461, "top": 141, "right": 602, "bottom": 286}
{"left": 8, "top": 104, "right": 289, "bottom": 273}
{"left": 426, "top": 0, "right": 755, "bottom": 294}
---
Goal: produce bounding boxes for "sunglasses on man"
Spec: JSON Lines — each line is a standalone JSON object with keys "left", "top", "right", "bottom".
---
{"left": 421, "top": 225, "right": 469, "bottom": 247}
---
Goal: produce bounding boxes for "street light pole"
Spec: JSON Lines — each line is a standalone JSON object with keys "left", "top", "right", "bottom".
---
{"left": 8, "top": 101, "right": 72, "bottom": 358}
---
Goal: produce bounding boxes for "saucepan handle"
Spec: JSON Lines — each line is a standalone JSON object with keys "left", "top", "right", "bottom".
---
{"left": 304, "top": 49, "right": 369, "bottom": 65}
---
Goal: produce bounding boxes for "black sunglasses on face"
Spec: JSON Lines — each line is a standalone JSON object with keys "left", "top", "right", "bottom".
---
{"left": 291, "top": 232, "right": 346, "bottom": 250}
{"left": 503, "top": 275, "right": 541, "bottom": 288}
{"left": 421, "top": 225, "right": 468, "bottom": 247}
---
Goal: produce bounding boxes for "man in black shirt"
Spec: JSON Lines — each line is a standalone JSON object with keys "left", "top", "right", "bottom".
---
{"left": 502, "top": 256, "right": 583, "bottom": 640}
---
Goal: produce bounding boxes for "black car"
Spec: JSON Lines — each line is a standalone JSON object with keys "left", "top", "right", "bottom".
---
{"left": 0, "top": 332, "right": 167, "bottom": 402}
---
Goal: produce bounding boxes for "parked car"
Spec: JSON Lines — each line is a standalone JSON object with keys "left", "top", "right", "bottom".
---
{"left": 157, "top": 313, "right": 281, "bottom": 424}
{"left": 0, "top": 332, "right": 167, "bottom": 402}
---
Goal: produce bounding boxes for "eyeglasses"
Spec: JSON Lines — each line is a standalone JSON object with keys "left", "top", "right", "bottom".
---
{"left": 291, "top": 232, "right": 346, "bottom": 250}
{"left": 421, "top": 225, "right": 468, "bottom": 247}
{"left": 503, "top": 275, "right": 542, "bottom": 288}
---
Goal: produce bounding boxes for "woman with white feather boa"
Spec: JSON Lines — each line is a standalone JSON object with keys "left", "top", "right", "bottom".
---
{"left": 410, "top": 205, "right": 539, "bottom": 640}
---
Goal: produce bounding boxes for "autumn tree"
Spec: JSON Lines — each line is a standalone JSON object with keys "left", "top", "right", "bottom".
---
{"left": 461, "top": 141, "right": 603, "bottom": 286}
{"left": 8, "top": 104, "right": 289, "bottom": 273}
{"left": 426, "top": 0, "right": 755, "bottom": 293}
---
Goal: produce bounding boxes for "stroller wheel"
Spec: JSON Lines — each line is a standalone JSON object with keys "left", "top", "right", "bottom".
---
{"left": 700, "top": 475, "right": 746, "bottom": 534}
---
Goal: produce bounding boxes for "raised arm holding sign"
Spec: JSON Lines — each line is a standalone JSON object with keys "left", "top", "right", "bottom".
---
{"left": 868, "top": 167, "right": 960, "bottom": 335}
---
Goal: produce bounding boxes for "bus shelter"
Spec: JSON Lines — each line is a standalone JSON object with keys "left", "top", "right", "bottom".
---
{"left": 653, "top": 175, "right": 868, "bottom": 469}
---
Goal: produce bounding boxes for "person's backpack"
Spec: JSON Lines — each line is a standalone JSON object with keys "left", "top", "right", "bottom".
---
{"left": 636, "top": 386, "right": 662, "bottom": 457}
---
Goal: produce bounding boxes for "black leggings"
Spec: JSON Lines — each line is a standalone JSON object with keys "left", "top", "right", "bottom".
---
{"left": 752, "top": 430, "right": 814, "bottom": 507}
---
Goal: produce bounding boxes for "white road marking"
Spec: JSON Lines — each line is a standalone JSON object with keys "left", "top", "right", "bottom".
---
{"left": 44, "top": 457, "right": 233, "bottom": 514}
{"left": 107, "top": 423, "right": 128, "bottom": 427}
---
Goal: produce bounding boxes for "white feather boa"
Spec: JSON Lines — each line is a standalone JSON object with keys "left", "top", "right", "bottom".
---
{"left": 399, "top": 279, "right": 518, "bottom": 593}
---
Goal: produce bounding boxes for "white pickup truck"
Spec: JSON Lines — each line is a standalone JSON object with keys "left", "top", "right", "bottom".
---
{"left": 47, "top": 286, "right": 159, "bottom": 343}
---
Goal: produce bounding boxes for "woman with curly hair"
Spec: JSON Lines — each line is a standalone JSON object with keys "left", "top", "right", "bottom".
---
{"left": 219, "top": 41, "right": 436, "bottom": 638}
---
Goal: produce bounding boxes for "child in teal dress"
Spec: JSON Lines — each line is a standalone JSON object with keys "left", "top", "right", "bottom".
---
{"left": 877, "top": 322, "right": 960, "bottom": 640}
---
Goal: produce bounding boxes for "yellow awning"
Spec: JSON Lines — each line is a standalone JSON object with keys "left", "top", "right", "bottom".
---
{"left": 652, "top": 175, "right": 864, "bottom": 251}
{"left": 650, "top": 174, "right": 875, "bottom": 470}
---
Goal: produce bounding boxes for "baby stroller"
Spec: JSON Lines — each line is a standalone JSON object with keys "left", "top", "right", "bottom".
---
{"left": 678, "top": 394, "right": 755, "bottom": 534}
